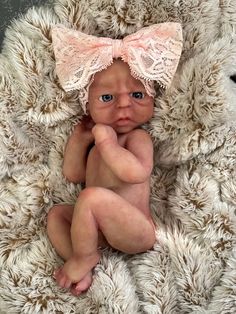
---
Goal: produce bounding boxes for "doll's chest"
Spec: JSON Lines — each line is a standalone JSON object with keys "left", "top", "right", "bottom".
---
{"left": 85, "top": 134, "right": 128, "bottom": 188}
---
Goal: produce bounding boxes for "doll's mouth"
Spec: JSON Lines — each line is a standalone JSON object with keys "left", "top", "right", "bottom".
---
{"left": 116, "top": 118, "right": 132, "bottom": 126}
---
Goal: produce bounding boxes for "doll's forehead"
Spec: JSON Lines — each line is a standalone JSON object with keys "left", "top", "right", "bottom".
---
{"left": 91, "top": 60, "right": 145, "bottom": 90}
{"left": 93, "top": 60, "right": 130, "bottom": 79}
{"left": 90, "top": 75, "right": 146, "bottom": 94}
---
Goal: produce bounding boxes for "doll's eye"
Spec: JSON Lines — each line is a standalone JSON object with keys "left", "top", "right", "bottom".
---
{"left": 131, "top": 92, "right": 145, "bottom": 99}
{"left": 99, "top": 94, "right": 113, "bottom": 102}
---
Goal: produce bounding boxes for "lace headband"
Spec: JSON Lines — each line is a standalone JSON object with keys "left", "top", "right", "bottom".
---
{"left": 52, "top": 23, "right": 183, "bottom": 112}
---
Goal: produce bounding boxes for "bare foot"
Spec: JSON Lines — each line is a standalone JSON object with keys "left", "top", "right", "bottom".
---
{"left": 54, "top": 252, "right": 100, "bottom": 290}
{"left": 70, "top": 271, "right": 93, "bottom": 296}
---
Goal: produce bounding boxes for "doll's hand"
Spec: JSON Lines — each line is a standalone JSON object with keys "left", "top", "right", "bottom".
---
{"left": 72, "top": 115, "right": 95, "bottom": 145}
{"left": 92, "top": 124, "right": 117, "bottom": 146}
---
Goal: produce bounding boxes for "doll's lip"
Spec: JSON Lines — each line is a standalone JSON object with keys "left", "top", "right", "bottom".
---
{"left": 116, "top": 117, "right": 132, "bottom": 126}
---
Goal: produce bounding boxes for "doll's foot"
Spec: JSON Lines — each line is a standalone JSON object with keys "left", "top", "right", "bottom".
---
{"left": 54, "top": 252, "right": 100, "bottom": 290}
{"left": 70, "top": 271, "right": 93, "bottom": 296}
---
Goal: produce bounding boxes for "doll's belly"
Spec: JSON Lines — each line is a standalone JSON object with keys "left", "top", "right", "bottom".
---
{"left": 85, "top": 146, "right": 120, "bottom": 188}
{"left": 85, "top": 149, "right": 150, "bottom": 214}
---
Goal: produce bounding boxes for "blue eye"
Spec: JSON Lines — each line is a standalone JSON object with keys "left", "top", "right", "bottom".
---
{"left": 99, "top": 94, "right": 113, "bottom": 102}
{"left": 131, "top": 92, "right": 145, "bottom": 99}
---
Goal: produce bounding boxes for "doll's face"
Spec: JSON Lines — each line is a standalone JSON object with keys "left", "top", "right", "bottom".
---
{"left": 87, "top": 59, "right": 154, "bottom": 133}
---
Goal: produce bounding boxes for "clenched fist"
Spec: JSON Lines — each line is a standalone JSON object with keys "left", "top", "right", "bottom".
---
{"left": 92, "top": 124, "right": 117, "bottom": 146}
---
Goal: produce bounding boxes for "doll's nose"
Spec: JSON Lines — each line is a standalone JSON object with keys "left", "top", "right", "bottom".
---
{"left": 117, "top": 95, "right": 131, "bottom": 108}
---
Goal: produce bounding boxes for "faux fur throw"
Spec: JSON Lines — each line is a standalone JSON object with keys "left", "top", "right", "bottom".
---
{"left": 0, "top": 0, "right": 235, "bottom": 313}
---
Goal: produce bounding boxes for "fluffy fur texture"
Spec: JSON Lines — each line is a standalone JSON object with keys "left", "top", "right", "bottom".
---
{"left": 0, "top": 0, "right": 236, "bottom": 313}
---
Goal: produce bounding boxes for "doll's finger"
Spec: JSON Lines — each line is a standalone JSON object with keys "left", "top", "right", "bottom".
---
{"left": 81, "top": 115, "right": 95, "bottom": 128}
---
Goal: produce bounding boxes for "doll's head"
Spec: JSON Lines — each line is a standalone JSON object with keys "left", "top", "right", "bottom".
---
{"left": 52, "top": 23, "right": 183, "bottom": 113}
{"left": 87, "top": 59, "right": 154, "bottom": 133}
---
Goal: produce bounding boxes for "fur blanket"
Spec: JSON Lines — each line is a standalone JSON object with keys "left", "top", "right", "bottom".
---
{"left": 0, "top": 0, "right": 235, "bottom": 313}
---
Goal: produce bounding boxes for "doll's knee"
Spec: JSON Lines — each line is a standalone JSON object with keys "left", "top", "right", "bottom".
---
{"left": 47, "top": 204, "right": 72, "bottom": 229}
{"left": 78, "top": 187, "right": 106, "bottom": 205}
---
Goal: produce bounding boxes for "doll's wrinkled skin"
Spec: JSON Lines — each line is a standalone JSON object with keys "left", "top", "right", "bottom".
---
{"left": 47, "top": 59, "right": 156, "bottom": 295}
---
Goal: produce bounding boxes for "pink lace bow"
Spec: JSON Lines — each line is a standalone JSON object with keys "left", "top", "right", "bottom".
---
{"left": 52, "top": 23, "right": 183, "bottom": 111}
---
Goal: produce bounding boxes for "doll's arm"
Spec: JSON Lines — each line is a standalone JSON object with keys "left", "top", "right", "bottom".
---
{"left": 63, "top": 118, "right": 94, "bottom": 183}
{"left": 92, "top": 124, "right": 153, "bottom": 183}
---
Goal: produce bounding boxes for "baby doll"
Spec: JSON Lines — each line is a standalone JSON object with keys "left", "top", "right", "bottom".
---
{"left": 47, "top": 23, "right": 182, "bottom": 296}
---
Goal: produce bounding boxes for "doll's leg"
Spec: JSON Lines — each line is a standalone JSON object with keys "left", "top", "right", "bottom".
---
{"left": 55, "top": 187, "right": 155, "bottom": 290}
{"left": 47, "top": 205, "right": 93, "bottom": 294}
{"left": 47, "top": 204, "right": 73, "bottom": 260}
{"left": 47, "top": 204, "right": 108, "bottom": 258}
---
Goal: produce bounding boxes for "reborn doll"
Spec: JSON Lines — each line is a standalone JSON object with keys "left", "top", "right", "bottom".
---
{"left": 47, "top": 23, "right": 182, "bottom": 295}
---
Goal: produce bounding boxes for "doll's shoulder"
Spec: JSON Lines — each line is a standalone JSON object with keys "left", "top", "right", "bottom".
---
{"left": 125, "top": 128, "right": 153, "bottom": 151}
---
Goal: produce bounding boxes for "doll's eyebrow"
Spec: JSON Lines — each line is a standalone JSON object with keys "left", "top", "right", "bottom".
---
{"left": 92, "top": 81, "right": 113, "bottom": 89}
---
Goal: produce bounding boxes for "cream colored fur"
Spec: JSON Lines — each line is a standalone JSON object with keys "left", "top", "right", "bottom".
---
{"left": 0, "top": 0, "right": 235, "bottom": 313}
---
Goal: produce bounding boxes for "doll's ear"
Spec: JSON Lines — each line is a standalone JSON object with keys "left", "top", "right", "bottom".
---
{"left": 86, "top": 103, "right": 90, "bottom": 115}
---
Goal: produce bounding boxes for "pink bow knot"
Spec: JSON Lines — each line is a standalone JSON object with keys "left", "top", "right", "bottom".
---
{"left": 112, "top": 39, "right": 124, "bottom": 59}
